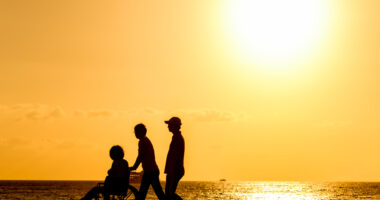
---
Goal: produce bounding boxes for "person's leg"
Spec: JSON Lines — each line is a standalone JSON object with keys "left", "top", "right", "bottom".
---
{"left": 138, "top": 172, "right": 153, "bottom": 200}
{"left": 151, "top": 170, "right": 166, "bottom": 200}
{"left": 80, "top": 186, "right": 103, "bottom": 200}
{"left": 165, "top": 174, "right": 176, "bottom": 200}
{"left": 165, "top": 173, "right": 183, "bottom": 200}
{"left": 165, "top": 174, "right": 172, "bottom": 199}
{"left": 171, "top": 173, "right": 183, "bottom": 200}
{"left": 172, "top": 193, "right": 182, "bottom": 200}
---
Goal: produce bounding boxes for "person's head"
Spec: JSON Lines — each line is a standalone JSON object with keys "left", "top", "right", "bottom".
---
{"left": 165, "top": 117, "right": 181, "bottom": 133}
{"left": 110, "top": 145, "right": 124, "bottom": 161}
{"left": 134, "top": 123, "right": 147, "bottom": 139}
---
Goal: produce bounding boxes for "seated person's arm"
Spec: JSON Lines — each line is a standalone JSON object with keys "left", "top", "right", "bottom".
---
{"left": 107, "top": 160, "right": 129, "bottom": 179}
{"left": 108, "top": 161, "right": 118, "bottom": 177}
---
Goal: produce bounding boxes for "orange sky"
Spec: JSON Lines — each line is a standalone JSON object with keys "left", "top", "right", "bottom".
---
{"left": 0, "top": 0, "right": 379, "bottom": 181}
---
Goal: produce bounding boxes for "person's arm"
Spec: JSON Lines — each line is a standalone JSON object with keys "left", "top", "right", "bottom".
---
{"left": 172, "top": 136, "right": 183, "bottom": 157}
{"left": 130, "top": 155, "right": 141, "bottom": 171}
{"left": 108, "top": 161, "right": 116, "bottom": 176}
{"left": 130, "top": 142, "right": 143, "bottom": 171}
{"left": 173, "top": 137, "right": 185, "bottom": 171}
{"left": 108, "top": 160, "right": 123, "bottom": 177}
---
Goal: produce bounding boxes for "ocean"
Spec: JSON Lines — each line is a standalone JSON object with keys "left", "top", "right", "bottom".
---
{"left": 0, "top": 181, "right": 379, "bottom": 200}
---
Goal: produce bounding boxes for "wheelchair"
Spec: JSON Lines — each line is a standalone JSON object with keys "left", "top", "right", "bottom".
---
{"left": 94, "top": 182, "right": 138, "bottom": 200}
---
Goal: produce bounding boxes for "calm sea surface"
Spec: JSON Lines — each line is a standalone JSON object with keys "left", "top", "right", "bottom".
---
{"left": 0, "top": 181, "right": 379, "bottom": 200}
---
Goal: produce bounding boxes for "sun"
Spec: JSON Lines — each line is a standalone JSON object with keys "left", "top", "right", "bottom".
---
{"left": 225, "top": 0, "right": 329, "bottom": 68}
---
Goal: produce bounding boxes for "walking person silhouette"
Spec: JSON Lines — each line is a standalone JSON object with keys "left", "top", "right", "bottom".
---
{"left": 164, "top": 117, "right": 185, "bottom": 200}
{"left": 130, "top": 123, "right": 166, "bottom": 200}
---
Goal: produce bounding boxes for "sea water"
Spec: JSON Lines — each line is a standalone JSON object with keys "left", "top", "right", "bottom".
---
{"left": 0, "top": 181, "right": 379, "bottom": 200}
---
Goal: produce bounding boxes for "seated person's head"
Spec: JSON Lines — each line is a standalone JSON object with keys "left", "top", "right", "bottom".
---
{"left": 134, "top": 123, "right": 147, "bottom": 139}
{"left": 110, "top": 145, "right": 124, "bottom": 161}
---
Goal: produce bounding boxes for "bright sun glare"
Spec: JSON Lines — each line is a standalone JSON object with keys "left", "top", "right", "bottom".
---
{"left": 225, "top": 0, "right": 329, "bottom": 68}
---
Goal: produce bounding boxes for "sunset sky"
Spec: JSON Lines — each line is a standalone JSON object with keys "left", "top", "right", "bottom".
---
{"left": 0, "top": 0, "right": 379, "bottom": 181}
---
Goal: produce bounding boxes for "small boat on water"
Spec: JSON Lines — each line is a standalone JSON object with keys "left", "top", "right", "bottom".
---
{"left": 130, "top": 171, "right": 143, "bottom": 183}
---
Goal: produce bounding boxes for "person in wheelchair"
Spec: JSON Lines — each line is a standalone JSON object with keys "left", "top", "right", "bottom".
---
{"left": 80, "top": 145, "right": 130, "bottom": 200}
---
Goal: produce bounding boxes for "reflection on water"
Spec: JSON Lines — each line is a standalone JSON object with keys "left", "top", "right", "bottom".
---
{"left": 230, "top": 182, "right": 320, "bottom": 199}
{"left": 0, "top": 181, "right": 379, "bottom": 199}
{"left": 182, "top": 182, "right": 380, "bottom": 200}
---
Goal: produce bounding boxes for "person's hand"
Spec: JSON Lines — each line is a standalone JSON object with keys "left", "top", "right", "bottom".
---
{"left": 129, "top": 167, "right": 136, "bottom": 171}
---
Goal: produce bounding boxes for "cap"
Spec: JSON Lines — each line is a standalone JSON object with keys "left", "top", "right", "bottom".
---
{"left": 165, "top": 117, "right": 181, "bottom": 125}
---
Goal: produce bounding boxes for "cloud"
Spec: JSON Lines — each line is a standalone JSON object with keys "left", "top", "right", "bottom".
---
{"left": 25, "top": 106, "right": 64, "bottom": 120}
{"left": 1, "top": 105, "right": 245, "bottom": 123}
{"left": 0, "top": 104, "right": 65, "bottom": 121}
{"left": 142, "top": 107, "right": 163, "bottom": 115}
{"left": 88, "top": 110, "right": 113, "bottom": 118}
{"left": 73, "top": 110, "right": 114, "bottom": 118}
{"left": 180, "top": 109, "right": 245, "bottom": 122}
{"left": 0, "top": 137, "right": 29, "bottom": 148}
{"left": 73, "top": 107, "right": 164, "bottom": 118}
{"left": 0, "top": 137, "right": 91, "bottom": 150}
{"left": 48, "top": 107, "right": 65, "bottom": 118}
{"left": 42, "top": 138, "right": 91, "bottom": 149}
{"left": 73, "top": 110, "right": 86, "bottom": 117}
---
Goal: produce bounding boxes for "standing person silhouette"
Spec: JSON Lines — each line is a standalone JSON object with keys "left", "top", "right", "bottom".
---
{"left": 130, "top": 123, "right": 166, "bottom": 200}
{"left": 164, "top": 117, "right": 185, "bottom": 200}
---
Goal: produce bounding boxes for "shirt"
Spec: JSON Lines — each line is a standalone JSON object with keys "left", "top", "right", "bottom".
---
{"left": 165, "top": 133, "right": 185, "bottom": 175}
{"left": 108, "top": 159, "right": 129, "bottom": 179}
{"left": 138, "top": 137, "right": 159, "bottom": 173}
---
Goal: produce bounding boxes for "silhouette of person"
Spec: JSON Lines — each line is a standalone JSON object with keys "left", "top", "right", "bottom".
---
{"left": 80, "top": 145, "right": 129, "bottom": 200}
{"left": 130, "top": 123, "right": 166, "bottom": 200}
{"left": 164, "top": 117, "right": 185, "bottom": 200}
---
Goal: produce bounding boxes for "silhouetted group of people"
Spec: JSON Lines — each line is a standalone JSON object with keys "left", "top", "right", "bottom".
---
{"left": 80, "top": 117, "right": 185, "bottom": 200}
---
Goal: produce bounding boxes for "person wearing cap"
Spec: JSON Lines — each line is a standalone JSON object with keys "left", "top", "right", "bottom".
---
{"left": 130, "top": 123, "right": 166, "bottom": 200}
{"left": 164, "top": 117, "right": 185, "bottom": 200}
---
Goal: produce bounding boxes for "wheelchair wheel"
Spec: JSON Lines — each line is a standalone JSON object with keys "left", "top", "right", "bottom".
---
{"left": 124, "top": 185, "right": 138, "bottom": 199}
{"left": 96, "top": 185, "right": 138, "bottom": 200}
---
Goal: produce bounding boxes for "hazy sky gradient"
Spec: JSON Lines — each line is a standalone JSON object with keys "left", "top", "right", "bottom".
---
{"left": 0, "top": 0, "right": 379, "bottom": 181}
